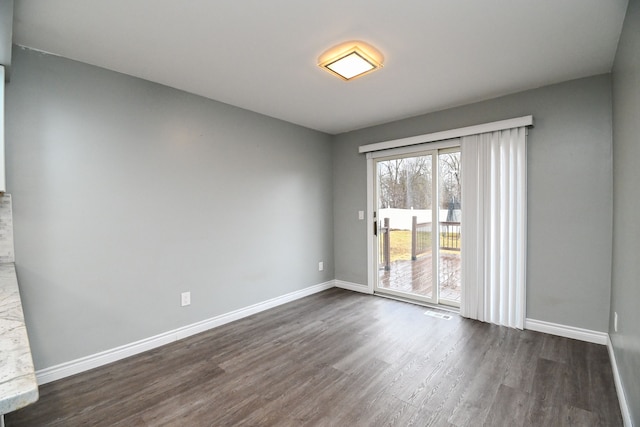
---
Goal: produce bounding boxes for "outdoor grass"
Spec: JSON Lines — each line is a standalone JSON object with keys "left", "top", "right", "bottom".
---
{"left": 381, "top": 230, "right": 459, "bottom": 263}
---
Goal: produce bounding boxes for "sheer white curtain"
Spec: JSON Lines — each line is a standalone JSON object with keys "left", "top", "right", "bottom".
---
{"left": 460, "top": 127, "right": 527, "bottom": 329}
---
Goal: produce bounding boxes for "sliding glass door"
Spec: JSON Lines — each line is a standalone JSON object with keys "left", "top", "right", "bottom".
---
{"left": 374, "top": 148, "right": 461, "bottom": 307}
{"left": 437, "top": 150, "right": 461, "bottom": 306}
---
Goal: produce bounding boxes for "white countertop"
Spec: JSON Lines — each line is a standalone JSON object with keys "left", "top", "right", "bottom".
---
{"left": 0, "top": 263, "right": 38, "bottom": 414}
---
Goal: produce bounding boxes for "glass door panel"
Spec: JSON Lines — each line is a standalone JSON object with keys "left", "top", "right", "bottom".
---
{"left": 373, "top": 146, "right": 462, "bottom": 307}
{"left": 375, "top": 153, "right": 436, "bottom": 303}
{"left": 438, "top": 150, "right": 461, "bottom": 307}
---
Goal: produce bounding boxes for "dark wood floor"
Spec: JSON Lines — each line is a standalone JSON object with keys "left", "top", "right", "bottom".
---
{"left": 7, "top": 289, "right": 622, "bottom": 426}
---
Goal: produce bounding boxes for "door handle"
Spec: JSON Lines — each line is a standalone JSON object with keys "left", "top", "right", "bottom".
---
{"left": 374, "top": 221, "right": 377, "bottom": 236}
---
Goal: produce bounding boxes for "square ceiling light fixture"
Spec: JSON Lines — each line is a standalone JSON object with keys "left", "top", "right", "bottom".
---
{"left": 318, "top": 42, "right": 384, "bottom": 81}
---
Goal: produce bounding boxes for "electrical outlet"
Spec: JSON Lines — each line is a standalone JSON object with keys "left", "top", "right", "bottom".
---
{"left": 181, "top": 291, "right": 191, "bottom": 307}
{"left": 614, "top": 312, "right": 618, "bottom": 332}
{"left": 358, "top": 210, "right": 365, "bottom": 220}
{"left": 318, "top": 261, "right": 324, "bottom": 271}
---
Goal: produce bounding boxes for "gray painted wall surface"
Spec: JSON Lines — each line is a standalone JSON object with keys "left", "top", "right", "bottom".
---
{"left": 333, "top": 75, "right": 613, "bottom": 332}
{"left": 6, "top": 47, "right": 334, "bottom": 369}
{"left": 0, "top": 0, "right": 12, "bottom": 74}
{"left": 611, "top": 0, "right": 640, "bottom": 423}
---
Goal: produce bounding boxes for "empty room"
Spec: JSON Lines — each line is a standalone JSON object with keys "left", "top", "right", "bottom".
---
{"left": 0, "top": 1, "right": 638, "bottom": 426}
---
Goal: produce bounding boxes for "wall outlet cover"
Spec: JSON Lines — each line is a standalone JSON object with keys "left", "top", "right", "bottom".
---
{"left": 181, "top": 292, "right": 191, "bottom": 307}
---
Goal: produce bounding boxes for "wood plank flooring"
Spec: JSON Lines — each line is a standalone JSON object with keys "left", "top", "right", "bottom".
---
{"left": 6, "top": 289, "right": 622, "bottom": 426}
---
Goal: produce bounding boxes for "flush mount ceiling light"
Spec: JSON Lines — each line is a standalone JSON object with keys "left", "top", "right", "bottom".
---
{"left": 318, "top": 41, "right": 384, "bottom": 81}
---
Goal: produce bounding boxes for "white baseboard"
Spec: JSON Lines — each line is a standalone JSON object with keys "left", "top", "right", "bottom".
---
{"left": 334, "top": 280, "right": 371, "bottom": 294}
{"left": 607, "top": 335, "right": 633, "bottom": 427}
{"left": 524, "top": 318, "right": 608, "bottom": 345}
{"left": 36, "top": 280, "right": 335, "bottom": 385}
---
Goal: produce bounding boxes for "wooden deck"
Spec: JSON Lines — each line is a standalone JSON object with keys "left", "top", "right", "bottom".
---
{"left": 378, "top": 252, "right": 461, "bottom": 303}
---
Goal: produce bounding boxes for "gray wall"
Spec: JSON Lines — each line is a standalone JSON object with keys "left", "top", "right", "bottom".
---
{"left": 333, "top": 75, "right": 613, "bottom": 332}
{"left": 6, "top": 47, "right": 334, "bottom": 369}
{"left": 611, "top": 0, "right": 640, "bottom": 423}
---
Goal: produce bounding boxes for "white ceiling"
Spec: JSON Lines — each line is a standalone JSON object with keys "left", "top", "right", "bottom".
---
{"left": 12, "top": 0, "right": 628, "bottom": 134}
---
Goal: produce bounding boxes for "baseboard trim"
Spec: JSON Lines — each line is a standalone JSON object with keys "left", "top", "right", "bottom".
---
{"left": 524, "top": 318, "right": 608, "bottom": 345}
{"left": 36, "top": 280, "right": 335, "bottom": 385}
{"left": 334, "top": 280, "right": 371, "bottom": 294}
{"left": 607, "top": 335, "right": 633, "bottom": 427}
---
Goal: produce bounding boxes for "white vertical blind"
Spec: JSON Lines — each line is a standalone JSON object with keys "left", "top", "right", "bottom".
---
{"left": 460, "top": 127, "right": 527, "bottom": 329}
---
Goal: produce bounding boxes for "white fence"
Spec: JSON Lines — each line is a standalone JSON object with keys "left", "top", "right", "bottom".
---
{"left": 379, "top": 208, "right": 461, "bottom": 230}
